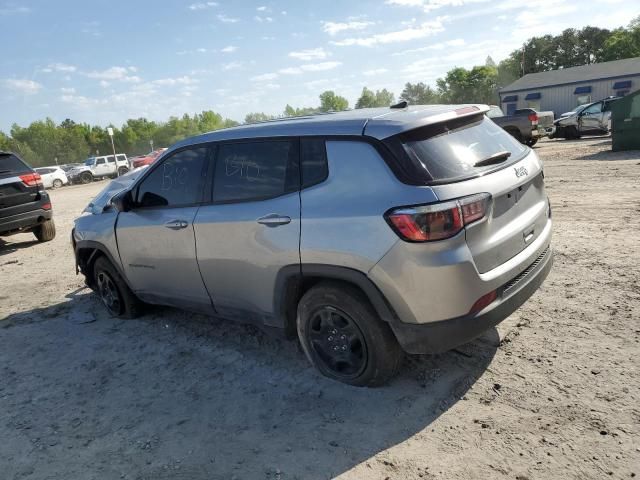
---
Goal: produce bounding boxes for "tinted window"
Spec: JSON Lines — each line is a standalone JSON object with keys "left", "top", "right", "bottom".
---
{"left": 116, "top": 154, "right": 126, "bottom": 162}
{"left": 106, "top": 156, "right": 116, "bottom": 163}
{"left": 213, "top": 141, "right": 296, "bottom": 203}
{"left": 96, "top": 158, "right": 105, "bottom": 165}
{"left": 400, "top": 115, "right": 527, "bottom": 183}
{"left": 0, "top": 153, "right": 30, "bottom": 176}
{"left": 301, "top": 138, "right": 328, "bottom": 188}
{"left": 137, "top": 147, "right": 208, "bottom": 207}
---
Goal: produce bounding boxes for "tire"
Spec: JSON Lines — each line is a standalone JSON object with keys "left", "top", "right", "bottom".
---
{"left": 506, "top": 129, "right": 523, "bottom": 143}
{"left": 52, "top": 179, "right": 63, "bottom": 188}
{"left": 93, "top": 256, "right": 142, "bottom": 319}
{"left": 297, "top": 282, "right": 403, "bottom": 387}
{"left": 80, "top": 172, "right": 93, "bottom": 184}
{"left": 118, "top": 167, "right": 129, "bottom": 176}
{"left": 34, "top": 219, "right": 56, "bottom": 242}
{"left": 525, "top": 138, "right": 538, "bottom": 147}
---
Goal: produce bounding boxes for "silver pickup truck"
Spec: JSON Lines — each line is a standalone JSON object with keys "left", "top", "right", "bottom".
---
{"left": 487, "top": 106, "right": 555, "bottom": 146}
{"left": 552, "top": 97, "right": 620, "bottom": 139}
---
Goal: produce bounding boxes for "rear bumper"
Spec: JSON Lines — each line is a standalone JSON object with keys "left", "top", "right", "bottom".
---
{"left": 389, "top": 245, "right": 553, "bottom": 354}
{"left": 0, "top": 208, "right": 53, "bottom": 235}
{"left": 533, "top": 126, "right": 556, "bottom": 138}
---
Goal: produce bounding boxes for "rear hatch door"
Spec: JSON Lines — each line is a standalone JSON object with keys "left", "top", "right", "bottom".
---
{"left": 393, "top": 114, "right": 549, "bottom": 273}
{"left": 0, "top": 153, "right": 41, "bottom": 218}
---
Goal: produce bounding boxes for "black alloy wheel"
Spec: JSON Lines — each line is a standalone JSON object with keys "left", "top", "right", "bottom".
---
{"left": 306, "top": 306, "right": 367, "bottom": 379}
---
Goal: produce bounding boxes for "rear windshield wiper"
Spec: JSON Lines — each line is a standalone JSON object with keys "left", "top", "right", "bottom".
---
{"left": 474, "top": 151, "right": 511, "bottom": 168}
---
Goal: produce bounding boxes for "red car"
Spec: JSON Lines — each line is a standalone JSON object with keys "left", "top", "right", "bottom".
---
{"left": 132, "top": 148, "right": 167, "bottom": 169}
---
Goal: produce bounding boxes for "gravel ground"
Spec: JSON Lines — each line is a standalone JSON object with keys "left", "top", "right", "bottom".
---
{"left": 1, "top": 137, "right": 639, "bottom": 480}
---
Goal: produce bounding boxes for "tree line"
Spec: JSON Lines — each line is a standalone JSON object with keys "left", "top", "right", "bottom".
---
{"left": 2, "top": 18, "right": 638, "bottom": 168}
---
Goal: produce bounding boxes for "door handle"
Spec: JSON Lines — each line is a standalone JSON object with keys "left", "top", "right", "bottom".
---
{"left": 257, "top": 214, "right": 291, "bottom": 227}
{"left": 164, "top": 219, "right": 189, "bottom": 230}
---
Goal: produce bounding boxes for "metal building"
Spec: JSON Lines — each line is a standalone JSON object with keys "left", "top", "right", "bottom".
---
{"left": 499, "top": 57, "right": 640, "bottom": 118}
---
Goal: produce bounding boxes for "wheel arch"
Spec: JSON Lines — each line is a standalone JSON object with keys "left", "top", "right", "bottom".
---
{"left": 75, "top": 240, "right": 132, "bottom": 291}
{"left": 273, "top": 264, "right": 399, "bottom": 339}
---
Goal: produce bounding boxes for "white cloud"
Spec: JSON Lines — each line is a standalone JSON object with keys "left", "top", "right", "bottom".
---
{"left": 363, "top": 68, "right": 388, "bottom": 76}
{"left": 332, "top": 20, "right": 444, "bottom": 47}
{"left": 4, "top": 79, "right": 42, "bottom": 94}
{"left": 251, "top": 72, "right": 279, "bottom": 82}
{"left": 0, "top": 5, "right": 31, "bottom": 15}
{"left": 152, "top": 76, "right": 197, "bottom": 86}
{"left": 288, "top": 47, "right": 329, "bottom": 61}
{"left": 322, "top": 21, "right": 374, "bottom": 36}
{"left": 188, "top": 2, "right": 218, "bottom": 10}
{"left": 279, "top": 67, "right": 303, "bottom": 75}
{"left": 393, "top": 38, "right": 465, "bottom": 55}
{"left": 256, "top": 5, "right": 268, "bottom": 11}
{"left": 254, "top": 15, "right": 273, "bottom": 23}
{"left": 300, "top": 61, "right": 342, "bottom": 72}
{"left": 221, "top": 45, "right": 237, "bottom": 53}
{"left": 42, "top": 63, "right": 77, "bottom": 73}
{"left": 222, "top": 61, "right": 243, "bottom": 71}
{"left": 60, "top": 87, "right": 76, "bottom": 94}
{"left": 99, "top": 80, "right": 110, "bottom": 88}
{"left": 217, "top": 14, "right": 239, "bottom": 23}
{"left": 386, "top": 0, "right": 490, "bottom": 12}
{"left": 86, "top": 66, "right": 141, "bottom": 83}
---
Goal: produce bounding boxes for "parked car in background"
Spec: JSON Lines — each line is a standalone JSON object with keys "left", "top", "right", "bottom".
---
{"left": 66, "top": 154, "right": 129, "bottom": 184}
{"left": 132, "top": 148, "right": 167, "bottom": 169}
{"left": 73, "top": 104, "right": 552, "bottom": 386}
{"left": 35, "top": 166, "right": 68, "bottom": 189}
{"left": 1, "top": 151, "right": 56, "bottom": 242}
{"left": 553, "top": 96, "right": 621, "bottom": 139}
{"left": 487, "top": 105, "right": 555, "bottom": 146}
{"left": 60, "top": 163, "right": 82, "bottom": 173}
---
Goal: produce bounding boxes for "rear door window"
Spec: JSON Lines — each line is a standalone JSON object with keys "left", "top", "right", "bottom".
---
{"left": 212, "top": 140, "right": 298, "bottom": 203}
{"left": 301, "top": 138, "right": 328, "bottom": 188}
{"left": 398, "top": 115, "right": 527, "bottom": 184}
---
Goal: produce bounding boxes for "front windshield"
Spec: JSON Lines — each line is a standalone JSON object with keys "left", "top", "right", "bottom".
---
{"left": 84, "top": 158, "right": 95, "bottom": 166}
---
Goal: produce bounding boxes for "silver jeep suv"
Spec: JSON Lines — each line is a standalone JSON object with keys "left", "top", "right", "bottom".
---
{"left": 73, "top": 104, "right": 552, "bottom": 386}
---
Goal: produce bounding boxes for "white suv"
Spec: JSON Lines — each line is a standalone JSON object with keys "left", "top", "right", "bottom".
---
{"left": 67, "top": 154, "right": 129, "bottom": 184}
{"left": 35, "top": 166, "right": 68, "bottom": 189}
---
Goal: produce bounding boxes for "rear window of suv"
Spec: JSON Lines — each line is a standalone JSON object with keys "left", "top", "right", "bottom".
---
{"left": 398, "top": 115, "right": 527, "bottom": 184}
{"left": 0, "top": 153, "right": 31, "bottom": 177}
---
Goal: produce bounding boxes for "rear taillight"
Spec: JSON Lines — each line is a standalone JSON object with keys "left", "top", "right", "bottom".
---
{"left": 42, "top": 202, "right": 52, "bottom": 210}
{"left": 528, "top": 113, "right": 538, "bottom": 125}
{"left": 19, "top": 172, "right": 43, "bottom": 187}
{"left": 386, "top": 193, "right": 491, "bottom": 242}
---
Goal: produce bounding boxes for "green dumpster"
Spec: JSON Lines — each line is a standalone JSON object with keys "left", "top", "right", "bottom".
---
{"left": 611, "top": 89, "right": 640, "bottom": 151}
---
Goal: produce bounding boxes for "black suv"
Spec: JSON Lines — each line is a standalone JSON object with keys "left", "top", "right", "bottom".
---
{"left": 0, "top": 152, "right": 56, "bottom": 242}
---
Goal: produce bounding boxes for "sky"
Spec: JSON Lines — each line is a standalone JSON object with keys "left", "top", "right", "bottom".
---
{"left": 1, "top": 0, "right": 637, "bottom": 131}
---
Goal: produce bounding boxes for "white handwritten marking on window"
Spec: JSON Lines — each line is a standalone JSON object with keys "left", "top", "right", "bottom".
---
{"left": 225, "top": 158, "right": 261, "bottom": 181}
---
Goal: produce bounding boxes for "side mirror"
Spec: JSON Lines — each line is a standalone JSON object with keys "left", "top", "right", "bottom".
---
{"left": 110, "top": 189, "right": 134, "bottom": 212}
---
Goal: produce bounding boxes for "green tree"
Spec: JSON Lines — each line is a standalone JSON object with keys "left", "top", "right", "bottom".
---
{"left": 602, "top": 17, "right": 640, "bottom": 61}
{"left": 355, "top": 87, "right": 395, "bottom": 108}
{"left": 283, "top": 104, "right": 318, "bottom": 117}
{"left": 318, "top": 90, "right": 349, "bottom": 112}
{"left": 244, "top": 112, "right": 274, "bottom": 124}
{"left": 436, "top": 65, "right": 498, "bottom": 104}
{"left": 399, "top": 82, "right": 439, "bottom": 104}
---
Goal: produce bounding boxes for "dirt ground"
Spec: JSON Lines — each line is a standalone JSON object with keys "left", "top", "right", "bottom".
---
{"left": 1, "top": 137, "right": 639, "bottom": 480}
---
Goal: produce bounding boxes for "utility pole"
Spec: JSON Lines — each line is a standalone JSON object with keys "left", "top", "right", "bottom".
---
{"left": 150, "top": 139, "right": 154, "bottom": 153}
{"left": 107, "top": 127, "right": 118, "bottom": 177}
